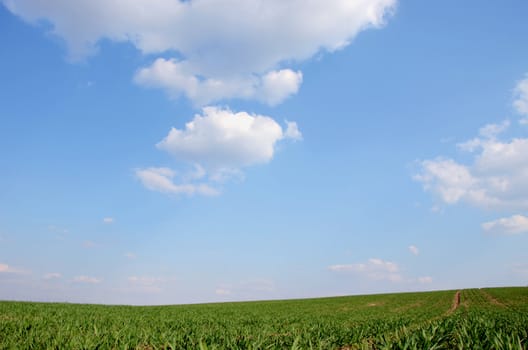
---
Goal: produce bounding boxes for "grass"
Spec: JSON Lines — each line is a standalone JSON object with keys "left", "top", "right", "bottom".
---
{"left": 0, "top": 287, "right": 526, "bottom": 349}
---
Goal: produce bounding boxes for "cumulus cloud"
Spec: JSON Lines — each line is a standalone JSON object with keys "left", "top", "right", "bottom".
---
{"left": 3, "top": 0, "right": 396, "bottom": 104}
{"left": 73, "top": 275, "right": 101, "bottom": 284}
{"left": 135, "top": 59, "right": 302, "bottom": 106}
{"left": 408, "top": 245, "right": 419, "bottom": 255}
{"left": 415, "top": 120, "right": 528, "bottom": 210}
{"left": 137, "top": 107, "right": 302, "bottom": 196}
{"left": 514, "top": 75, "right": 528, "bottom": 116}
{"left": 329, "top": 258, "right": 402, "bottom": 282}
{"left": 482, "top": 214, "right": 528, "bottom": 235}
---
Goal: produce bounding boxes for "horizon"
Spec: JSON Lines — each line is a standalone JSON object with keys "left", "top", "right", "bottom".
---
{"left": 1, "top": 0, "right": 528, "bottom": 305}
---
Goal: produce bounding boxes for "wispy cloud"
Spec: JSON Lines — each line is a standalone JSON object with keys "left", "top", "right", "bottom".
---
{"left": 482, "top": 215, "right": 528, "bottom": 235}
{"left": 329, "top": 258, "right": 402, "bottom": 282}
{"left": 43, "top": 272, "right": 62, "bottom": 280}
{"left": 73, "top": 275, "right": 101, "bottom": 284}
{"left": 103, "top": 217, "right": 114, "bottom": 224}
{"left": 0, "top": 263, "right": 30, "bottom": 275}
{"left": 408, "top": 245, "right": 419, "bottom": 255}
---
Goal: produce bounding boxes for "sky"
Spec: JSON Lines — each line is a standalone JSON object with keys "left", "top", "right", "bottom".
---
{"left": 0, "top": 0, "right": 527, "bottom": 305}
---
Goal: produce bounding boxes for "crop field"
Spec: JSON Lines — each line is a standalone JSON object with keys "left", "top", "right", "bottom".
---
{"left": 0, "top": 287, "right": 527, "bottom": 349}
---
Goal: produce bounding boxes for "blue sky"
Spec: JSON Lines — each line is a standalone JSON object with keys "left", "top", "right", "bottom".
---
{"left": 1, "top": 0, "right": 527, "bottom": 305}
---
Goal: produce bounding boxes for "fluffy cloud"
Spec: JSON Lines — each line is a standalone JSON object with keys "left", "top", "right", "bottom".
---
{"left": 73, "top": 275, "right": 101, "bottom": 284}
{"left": 514, "top": 75, "right": 528, "bottom": 116}
{"left": 135, "top": 59, "right": 302, "bottom": 106}
{"left": 329, "top": 258, "right": 402, "bottom": 282}
{"left": 157, "top": 107, "right": 296, "bottom": 168}
{"left": 408, "top": 245, "right": 419, "bottom": 255}
{"left": 482, "top": 214, "right": 528, "bottom": 235}
{"left": 137, "top": 107, "right": 301, "bottom": 196}
{"left": 415, "top": 121, "right": 528, "bottom": 210}
{"left": 3, "top": 0, "right": 396, "bottom": 104}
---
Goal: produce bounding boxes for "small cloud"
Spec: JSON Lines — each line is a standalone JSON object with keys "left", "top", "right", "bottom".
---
{"left": 215, "top": 288, "right": 231, "bottom": 296}
{"left": 135, "top": 167, "right": 220, "bottom": 196}
{"left": 124, "top": 252, "right": 137, "bottom": 259}
{"left": 103, "top": 217, "right": 114, "bottom": 224}
{"left": 482, "top": 215, "right": 528, "bottom": 235}
{"left": 514, "top": 75, "right": 528, "bottom": 116}
{"left": 418, "top": 276, "right": 433, "bottom": 284}
{"left": 408, "top": 245, "right": 419, "bottom": 255}
{"left": 284, "top": 121, "right": 303, "bottom": 141}
{"left": 329, "top": 258, "right": 401, "bottom": 282}
{"left": 127, "top": 276, "right": 170, "bottom": 293}
{"left": 73, "top": 275, "right": 101, "bottom": 284}
{"left": 43, "top": 272, "right": 62, "bottom": 280}
{"left": 0, "top": 263, "right": 29, "bottom": 275}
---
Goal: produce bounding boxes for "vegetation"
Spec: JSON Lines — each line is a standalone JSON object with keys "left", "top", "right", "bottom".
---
{"left": 0, "top": 287, "right": 526, "bottom": 349}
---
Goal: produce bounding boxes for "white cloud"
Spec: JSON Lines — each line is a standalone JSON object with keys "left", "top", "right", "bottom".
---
{"left": 138, "top": 107, "right": 302, "bottom": 196}
{"left": 329, "top": 258, "right": 402, "bottom": 282}
{"left": 482, "top": 214, "right": 528, "bottom": 235}
{"left": 215, "top": 288, "right": 231, "bottom": 296}
{"left": 73, "top": 275, "right": 101, "bottom": 284}
{"left": 418, "top": 276, "right": 433, "bottom": 284}
{"left": 514, "top": 75, "right": 528, "bottom": 116}
{"left": 408, "top": 245, "right": 419, "bottom": 255}
{"left": 135, "top": 59, "right": 302, "bottom": 106}
{"left": 128, "top": 276, "right": 172, "bottom": 293}
{"left": 43, "top": 272, "right": 62, "bottom": 280}
{"left": 0, "top": 263, "right": 29, "bottom": 275}
{"left": 135, "top": 167, "right": 219, "bottom": 196}
{"left": 284, "top": 121, "right": 303, "bottom": 141}
{"left": 3, "top": 0, "right": 396, "bottom": 104}
{"left": 415, "top": 121, "right": 528, "bottom": 210}
{"left": 157, "top": 107, "right": 298, "bottom": 169}
{"left": 103, "top": 217, "right": 114, "bottom": 224}
{"left": 82, "top": 240, "right": 97, "bottom": 248}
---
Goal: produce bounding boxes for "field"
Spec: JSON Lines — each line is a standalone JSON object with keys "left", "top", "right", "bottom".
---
{"left": 0, "top": 287, "right": 527, "bottom": 349}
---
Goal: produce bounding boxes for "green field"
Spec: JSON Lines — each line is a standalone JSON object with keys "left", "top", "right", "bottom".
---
{"left": 0, "top": 287, "right": 527, "bottom": 349}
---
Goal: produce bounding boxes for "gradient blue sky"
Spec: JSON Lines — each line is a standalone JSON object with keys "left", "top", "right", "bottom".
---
{"left": 1, "top": 0, "right": 528, "bottom": 305}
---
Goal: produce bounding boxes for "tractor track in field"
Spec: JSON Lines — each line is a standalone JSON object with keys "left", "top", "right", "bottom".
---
{"left": 447, "top": 290, "right": 461, "bottom": 315}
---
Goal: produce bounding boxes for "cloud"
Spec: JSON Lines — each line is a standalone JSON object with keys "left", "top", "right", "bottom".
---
{"left": 215, "top": 288, "right": 231, "bottom": 296}
{"left": 158, "top": 107, "right": 297, "bottom": 168}
{"left": 418, "top": 276, "right": 433, "bottom": 284}
{"left": 103, "top": 217, "right": 114, "bottom": 224}
{"left": 408, "top": 245, "right": 419, "bottom": 255}
{"left": 135, "top": 167, "right": 219, "bottom": 196}
{"left": 514, "top": 75, "right": 528, "bottom": 116}
{"left": 43, "top": 272, "right": 62, "bottom": 280}
{"left": 329, "top": 258, "right": 402, "bottom": 282}
{"left": 82, "top": 240, "right": 97, "bottom": 248}
{"left": 135, "top": 59, "right": 302, "bottom": 106}
{"left": 415, "top": 121, "right": 528, "bottom": 210}
{"left": 3, "top": 0, "right": 396, "bottom": 104}
{"left": 138, "top": 107, "right": 302, "bottom": 196}
{"left": 128, "top": 276, "right": 171, "bottom": 293}
{"left": 73, "top": 275, "right": 101, "bottom": 284}
{"left": 482, "top": 214, "right": 528, "bottom": 235}
{"left": 0, "top": 263, "right": 29, "bottom": 275}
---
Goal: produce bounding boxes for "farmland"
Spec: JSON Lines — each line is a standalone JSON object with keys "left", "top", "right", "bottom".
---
{"left": 0, "top": 287, "right": 526, "bottom": 349}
